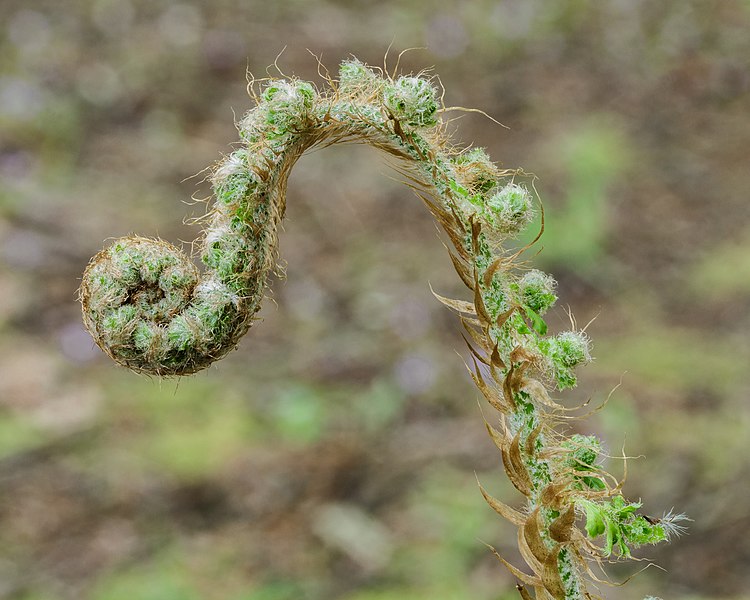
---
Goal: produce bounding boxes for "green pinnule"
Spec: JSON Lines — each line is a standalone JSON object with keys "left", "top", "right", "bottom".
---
{"left": 80, "top": 58, "right": 684, "bottom": 599}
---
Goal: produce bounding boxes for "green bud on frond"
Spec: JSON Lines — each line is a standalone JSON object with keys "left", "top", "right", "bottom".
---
{"left": 483, "top": 182, "right": 534, "bottom": 235}
{"left": 338, "top": 59, "right": 380, "bottom": 93}
{"left": 519, "top": 269, "right": 557, "bottom": 315}
{"left": 262, "top": 79, "right": 315, "bottom": 107}
{"left": 213, "top": 153, "right": 260, "bottom": 210}
{"left": 541, "top": 330, "right": 592, "bottom": 389}
{"left": 451, "top": 147, "right": 500, "bottom": 194}
{"left": 553, "top": 331, "right": 592, "bottom": 368}
{"left": 384, "top": 76, "right": 438, "bottom": 128}
{"left": 260, "top": 80, "right": 317, "bottom": 135}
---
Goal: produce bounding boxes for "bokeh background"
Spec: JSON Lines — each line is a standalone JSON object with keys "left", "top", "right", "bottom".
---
{"left": 1, "top": 1, "right": 749, "bottom": 599}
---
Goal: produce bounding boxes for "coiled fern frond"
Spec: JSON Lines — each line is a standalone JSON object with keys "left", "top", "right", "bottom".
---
{"left": 80, "top": 58, "right": 684, "bottom": 599}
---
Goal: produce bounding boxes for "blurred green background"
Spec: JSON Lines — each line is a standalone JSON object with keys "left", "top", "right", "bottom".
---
{"left": 1, "top": 1, "right": 749, "bottom": 599}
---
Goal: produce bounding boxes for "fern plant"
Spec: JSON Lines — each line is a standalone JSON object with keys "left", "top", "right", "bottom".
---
{"left": 80, "top": 58, "right": 685, "bottom": 599}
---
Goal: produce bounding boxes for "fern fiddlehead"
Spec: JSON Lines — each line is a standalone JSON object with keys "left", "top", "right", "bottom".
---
{"left": 80, "top": 59, "right": 684, "bottom": 599}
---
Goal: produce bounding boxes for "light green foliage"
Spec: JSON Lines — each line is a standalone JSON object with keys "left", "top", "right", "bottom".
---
{"left": 97, "top": 375, "right": 260, "bottom": 479}
{"left": 581, "top": 496, "right": 667, "bottom": 557}
{"left": 596, "top": 321, "right": 745, "bottom": 395}
{"left": 91, "top": 547, "right": 202, "bottom": 600}
{"left": 90, "top": 542, "right": 302, "bottom": 600}
{"left": 0, "top": 414, "right": 45, "bottom": 459}
{"left": 563, "top": 434, "right": 606, "bottom": 491}
{"left": 528, "top": 118, "right": 630, "bottom": 270}
{"left": 238, "top": 583, "right": 305, "bottom": 600}
{"left": 688, "top": 227, "right": 750, "bottom": 299}
{"left": 397, "top": 466, "right": 502, "bottom": 595}
{"left": 353, "top": 379, "right": 405, "bottom": 434}
{"left": 272, "top": 384, "right": 329, "bottom": 444}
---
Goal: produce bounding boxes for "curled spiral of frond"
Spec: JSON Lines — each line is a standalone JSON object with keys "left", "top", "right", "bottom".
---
{"left": 79, "top": 64, "right": 537, "bottom": 377}
{"left": 80, "top": 59, "right": 680, "bottom": 599}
